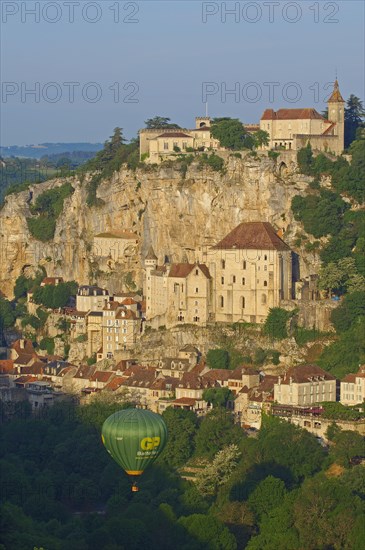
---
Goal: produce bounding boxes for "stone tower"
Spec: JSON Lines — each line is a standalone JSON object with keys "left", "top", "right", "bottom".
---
{"left": 195, "top": 117, "right": 211, "bottom": 129}
{"left": 144, "top": 245, "right": 158, "bottom": 318}
{"left": 327, "top": 79, "right": 345, "bottom": 154}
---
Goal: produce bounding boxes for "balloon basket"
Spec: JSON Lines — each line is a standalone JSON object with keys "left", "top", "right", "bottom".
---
{"left": 131, "top": 483, "right": 139, "bottom": 493}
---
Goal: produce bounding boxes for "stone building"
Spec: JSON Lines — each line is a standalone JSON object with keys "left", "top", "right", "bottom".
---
{"left": 92, "top": 230, "right": 138, "bottom": 261}
{"left": 205, "top": 221, "right": 293, "bottom": 324}
{"left": 101, "top": 301, "right": 142, "bottom": 359}
{"left": 274, "top": 364, "right": 337, "bottom": 406}
{"left": 139, "top": 117, "right": 220, "bottom": 163}
{"left": 145, "top": 221, "right": 293, "bottom": 327}
{"left": 340, "top": 367, "right": 365, "bottom": 406}
{"left": 76, "top": 286, "right": 109, "bottom": 312}
{"left": 259, "top": 80, "right": 345, "bottom": 155}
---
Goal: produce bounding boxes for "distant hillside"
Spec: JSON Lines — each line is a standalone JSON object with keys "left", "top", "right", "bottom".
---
{"left": 0, "top": 142, "right": 104, "bottom": 159}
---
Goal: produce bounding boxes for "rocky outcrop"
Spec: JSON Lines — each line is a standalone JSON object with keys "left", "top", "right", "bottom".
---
{"left": 0, "top": 152, "right": 315, "bottom": 298}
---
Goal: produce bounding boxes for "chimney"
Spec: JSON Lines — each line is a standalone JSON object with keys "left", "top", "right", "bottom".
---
{"left": 20, "top": 339, "right": 25, "bottom": 350}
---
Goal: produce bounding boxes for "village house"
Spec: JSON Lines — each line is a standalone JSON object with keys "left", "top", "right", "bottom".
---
{"left": 259, "top": 80, "right": 344, "bottom": 155}
{"left": 274, "top": 364, "right": 337, "bottom": 406}
{"left": 235, "top": 374, "right": 278, "bottom": 429}
{"left": 76, "top": 286, "right": 109, "bottom": 312}
{"left": 144, "top": 252, "right": 213, "bottom": 329}
{"left": 102, "top": 301, "right": 142, "bottom": 359}
{"left": 139, "top": 117, "right": 220, "bottom": 164}
{"left": 340, "top": 366, "right": 365, "bottom": 406}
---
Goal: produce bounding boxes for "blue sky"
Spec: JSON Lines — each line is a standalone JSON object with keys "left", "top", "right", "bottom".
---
{"left": 1, "top": 0, "right": 364, "bottom": 144}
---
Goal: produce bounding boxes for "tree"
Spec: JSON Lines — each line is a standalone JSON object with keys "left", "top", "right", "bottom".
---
{"left": 331, "top": 291, "right": 365, "bottom": 332}
{"left": 345, "top": 95, "right": 365, "bottom": 148}
{"left": 144, "top": 116, "right": 180, "bottom": 129}
{"left": 0, "top": 297, "right": 15, "bottom": 341}
{"left": 297, "top": 143, "right": 313, "bottom": 175}
{"left": 263, "top": 308, "right": 293, "bottom": 340}
{"left": 206, "top": 349, "right": 230, "bottom": 369}
{"left": 203, "top": 387, "right": 232, "bottom": 407}
{"left": 178, "top": 514, "right": 237, "bottom": 550}
{"left": 161, "top": 408, "right": 198, "bottom": 468}
{"left": 195, "top": 408, "right": 242, "bottom": 458}
{"left": 110, "top": 127, "right": 125, "bottom": 152}
{"left": 196, "top": 444, "right": 241, "bottom": 496}
{"left": 210, "top": 118, "right": 248, "bottom": 150}
{"left": 247, "top": 476, "right": 287, "bottom": 519}
{"left": 252, "top": 130, "right": 269, "bottom": 148}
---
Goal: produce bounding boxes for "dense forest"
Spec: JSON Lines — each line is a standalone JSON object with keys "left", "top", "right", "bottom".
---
{"left": 0, "top": 400, "right": 364, "bottom": 550}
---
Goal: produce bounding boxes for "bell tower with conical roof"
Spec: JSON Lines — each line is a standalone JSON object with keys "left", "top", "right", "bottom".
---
{"left": 327, "top": 79, "right": 345, "bottom": 154}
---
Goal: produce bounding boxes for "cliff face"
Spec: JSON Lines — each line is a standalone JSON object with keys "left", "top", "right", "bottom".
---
{"left": 0, "top": 153, "right": 318, "bottom": 298}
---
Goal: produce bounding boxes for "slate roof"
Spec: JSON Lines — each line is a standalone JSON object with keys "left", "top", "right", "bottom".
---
{"left": 213, "top": 222, "right": 290, "bottom": 251}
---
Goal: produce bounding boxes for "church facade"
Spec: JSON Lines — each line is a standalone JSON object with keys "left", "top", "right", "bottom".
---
{"left": 259, "top": 80, "right": 345, "bottom": 155}
{"left": 144, "top": 222, "right": 293, "bottom": 328}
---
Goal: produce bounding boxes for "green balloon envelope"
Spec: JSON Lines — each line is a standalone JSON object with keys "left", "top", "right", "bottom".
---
{"left": 102, "top": 408, "right": 168, "bottom": 476}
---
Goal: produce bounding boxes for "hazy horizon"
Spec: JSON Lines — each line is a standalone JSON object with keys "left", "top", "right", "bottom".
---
{"left": 1, "top": 0, "right": 364, "bottom": 146}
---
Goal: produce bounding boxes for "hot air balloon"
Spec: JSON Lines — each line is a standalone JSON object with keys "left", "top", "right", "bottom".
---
{"left": 102, "top": 408, "right": 168, "bottom": 492}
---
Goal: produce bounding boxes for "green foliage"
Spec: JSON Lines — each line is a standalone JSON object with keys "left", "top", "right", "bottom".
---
{"left": 210, "top": 118, "right": 248, "bottom": 150}
{"left": 0, "top": 297, "right": 15, "bottom": 338}
{"left": 161, "top": 408, "right": 198, "bottom": 468}
{"left": 333, "top": 138, "right": 365, "bottom": 203}
{"left": 258, "top": 416, "right": 326, "bottom": 482}
{"left": 292, "top": 189, "right": 349, "bottom": 238}
{"left": 33, "top": 281, "right": 77, "bottom": 309}
{"left": 81, "top": 128, "right": 140, "bottom": 206}
{"left": 144, "top": 116, "right": 180, "bottom": 129}
{"left": 194, "top": 408, "right": 242, "bottom": 458}
{"left": 247, "top": 476, "right": 287, "bottom": 519}
{"left": 198, "top": 153, "right": 225, "bottom": 172}
{"left": 178, "top": 514, "right": 237, "bottom": 550}
{"left": 331, "top": 291, "right": 365, "bottom": 331}
{"left": 86, "top": 354, "right": 97, "bottom": 366}
{"left": 344, "top": 94, "right": 365, "bottom": 148}
{"left": 206, "top": 349, "right": 230, "bottom": 369}
{"left": 39, "top": 337, "right": 55, "bottom": 355}
{"left": 253, "top": 348, "right": 280, "bottom": 366}
{"left": 268, "top": 150, "right": 279, "bottom": 161}
{"left": 203, "top": 387, "right": 232, "bottom": 407}
{"left": 297, "top": 143, "right": 314, "bottom": 175}
{"left": 263, "top": 308, "right": 293, "bottom": 340}
{"left": 294, "top": 327, "right": 323, "bottom": 345}
{"left": 318, "top": 317, "right": 365, "bottom": 378}
{"left": 252, "top": 130, "right": 269, "bottom": 148}
{"left": 321, "top": 402, "right": 365, "bottom": 422}
{"left": 27, "top": 182, "right": 74, "bottom": 241}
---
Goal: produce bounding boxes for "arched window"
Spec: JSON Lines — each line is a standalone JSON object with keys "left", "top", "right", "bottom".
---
{"left": 242, "top": 277, "right": 245, "bottom": 285}
{"left": 243, "top": 261, "right": 246, "bottom": 270}
{"left": 220, "top": 296, "right": 224, "bottom": 308}
{"left": 261, "top": 294, "right": 267, "bottom": 305}
{"left": 195, "top": 269, "right": 199, "bottom": 275}
{"left": 241, "top": 296, "right": 245, "bottom": 309}
{"left": 264, "top": 255, "right": 267, "bottom": 261}
{"left": 221, "top": 259, "right": 225, "bottom": 269}
{"left": 264, "top": 281, "right": 268, "bottom": 287}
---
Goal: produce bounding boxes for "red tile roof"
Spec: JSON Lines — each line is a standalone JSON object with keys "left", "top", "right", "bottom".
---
{"left": 173, "top": 397, "right": 197, "bottom": 406}
{"left": 90, "top": 371, "right": 114, "bottom": 383}
{"left": 104, "top": 375, "right": 129, "bottom": 391}
{"left": 157, "top": 132, "right": 192, "bottom": 138}
{"left": 121, "top": 298, "right": 137, "bottom": 305}
{"left": 75, "top": 365, "right": 97, "bottom": 379}
{"left": 14, "top": 375, "right": 38, "bottom": 386}
{"left": 261, "top": 108, "right": 325, "bottom": 121}
{"left": 11, "top": 339, "right": 36, "bottom": 356}
{"left": 168, "top": 263, "right": 211, "bottom": 279}
{"left": 41, "top": 277, "right": 64, "bottom": 285}
{"left": 0, "top": 359, "right": 14, "bottom": 373}
{"left": 214, "top": 222, "right": 290, "bottom": 251}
